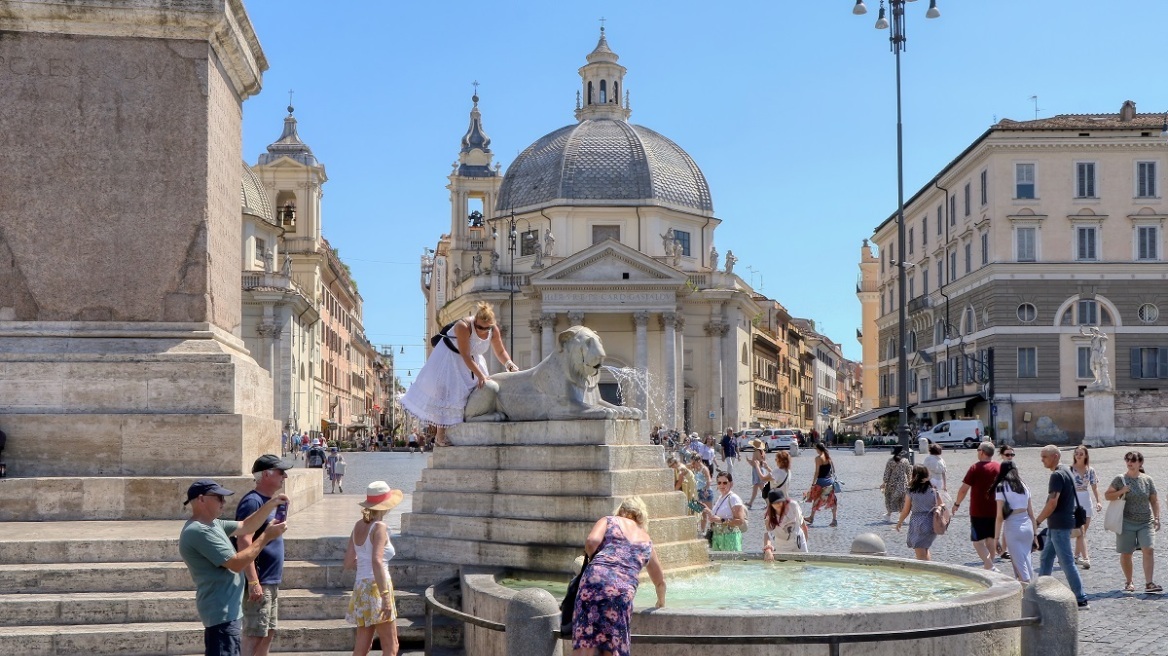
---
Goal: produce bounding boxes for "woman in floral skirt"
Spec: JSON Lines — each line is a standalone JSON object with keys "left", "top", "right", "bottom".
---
{"left": 343, "top": 481, "right": 404, "bottom": 656}
{"left": 572, "top": 497, "right": 666, "bottom": 656}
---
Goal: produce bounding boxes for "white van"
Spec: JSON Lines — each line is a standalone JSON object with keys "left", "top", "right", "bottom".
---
{"left": 920, "top": 418, "right": 986, "bottom": 449}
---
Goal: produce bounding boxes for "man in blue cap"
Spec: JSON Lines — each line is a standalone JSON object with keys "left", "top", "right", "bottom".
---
{"left": 234, "top": 454, "right": 294, "bottom": 656}
{"left": 179, "top": 478, "right": 288, "bottom": 656}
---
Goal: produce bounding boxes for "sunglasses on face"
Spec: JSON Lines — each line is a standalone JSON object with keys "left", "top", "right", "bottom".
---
{"left": 474, "top": 323, "right": 491, "bottom": 331}
{"left": 1003, "top": 452, "right": 1015, "bottom": 458}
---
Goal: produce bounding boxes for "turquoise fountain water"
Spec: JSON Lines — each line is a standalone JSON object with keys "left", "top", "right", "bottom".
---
{"left": 500, "top": 560, "right": 984, "bottom": 611}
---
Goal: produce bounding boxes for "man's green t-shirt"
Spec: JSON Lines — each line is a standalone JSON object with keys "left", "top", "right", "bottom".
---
{"left": 179, "top": 518, "right": 242, "bottom": 627}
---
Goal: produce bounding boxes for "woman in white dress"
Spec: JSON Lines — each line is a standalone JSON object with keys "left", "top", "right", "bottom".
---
{"left": 401, "top": 302, "right": 518, "bottom": 446}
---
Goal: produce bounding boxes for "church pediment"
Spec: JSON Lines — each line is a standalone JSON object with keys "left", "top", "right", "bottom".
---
{"left": 531, "top": 238, "right": 689, "bottom": 286}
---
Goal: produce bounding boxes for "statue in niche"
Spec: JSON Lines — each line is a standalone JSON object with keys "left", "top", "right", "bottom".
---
{"left": 262, "top": 247, "right": 275, "bottom": 273}
{"left": 490, "top": 249, "right": 500, "bottom": 272}
{"left": 471, "top": 252, "right": 483, "bottom": 276}
{"left": 724, "top": 250, "right": 737, "bottom": 275}
{"left": 710, "top": 245, "right": 719, "bottom": 271}
{"left": 532, "top": 241, "right": 544, "bottom": 269}
{"left": 544, "top": 229, "right": 556, "bottom": 257}
{"left": 1080, "top": 325, "right": 1112, "bottom": 390}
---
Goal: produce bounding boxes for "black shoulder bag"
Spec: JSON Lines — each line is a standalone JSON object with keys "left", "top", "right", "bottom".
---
{"left": 429, "top": 321, "right": 460, "bottom": 354}
{"left": 560, "top": 550, "right": 593, "bottom": 635}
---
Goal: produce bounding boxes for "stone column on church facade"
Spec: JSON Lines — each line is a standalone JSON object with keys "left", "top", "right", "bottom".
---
{"left": 632, "top": 311, "right": 650, "bottom": 412}
{"left": 567, "top": 310, "right": 585, "bottom": 326}
{"left": 661, "top": 312, "right": 678, "bottom": 429}
{"left": 674, "top": 315, "right": 686, "bottom": 430}
{"left": 706, "top": 319, "right": 730, "bottom": 434}
{"left": 540, "top": 313, "right": 556, "bottom": 358}
{"left": 721, "top": 318, "right": 738, "bottom": 431}
{"left": 528, "top": 318, "right": 542, "bottom": 367}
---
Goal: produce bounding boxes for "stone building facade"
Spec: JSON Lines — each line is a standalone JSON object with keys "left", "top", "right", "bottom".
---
{"left": 859, "top": 101, "right": 1168, "bottom": 444}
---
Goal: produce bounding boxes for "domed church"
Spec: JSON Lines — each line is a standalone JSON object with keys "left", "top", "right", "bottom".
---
{"left": 420, "top": 29, "right": 761, "bottom": 433}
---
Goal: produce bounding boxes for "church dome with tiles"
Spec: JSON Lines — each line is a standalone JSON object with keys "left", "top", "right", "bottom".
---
{"left": 496, "top": 29, "right": 713, "bottom": 215}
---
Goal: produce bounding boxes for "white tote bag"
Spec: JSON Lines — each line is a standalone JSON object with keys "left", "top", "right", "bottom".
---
{"left": 1103, "top": 494, "right": 1126, "bottom": 534}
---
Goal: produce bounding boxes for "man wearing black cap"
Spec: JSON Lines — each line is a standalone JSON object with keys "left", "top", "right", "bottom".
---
{"left": 179, "top": 479, "right": 288, "bottom": 656}
{"left": 234, "top": 454, "right": 293, "bottom": 656}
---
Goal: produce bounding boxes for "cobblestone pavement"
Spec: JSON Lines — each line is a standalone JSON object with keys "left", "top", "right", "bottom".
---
{"left": 296, "top": 444, "right": 1168, "bottom": 654}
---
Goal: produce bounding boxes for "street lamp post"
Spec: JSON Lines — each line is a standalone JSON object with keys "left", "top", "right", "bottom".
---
{"left": 854, "top": 0, "right": 940, "bottom": 462}
{"left": 491, "top": 210, "right": 533, "bottom": 355}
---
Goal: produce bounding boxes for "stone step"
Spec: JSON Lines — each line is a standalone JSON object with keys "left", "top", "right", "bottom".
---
{"left": 0, "top": 615, "right": 462, "bottom": 656}
{"left": 446, "top": 418, "right": 643, "bottom": 446}
{"left": 0, "top": 587, "right": 432, "bottom": 627}
{"left": 0, "top": 559, "right": 459, "bottom": 594}
{"left": 0, "top": 533, "right": 349, "bottom": 565}
{"left": 402, "top": 513, "right": 699, "bottom": 546}
{"left": 0, "top": 470, "right": 323, "bottom": 522}
{"left": 428, "top": 444, "right": 665, "bottom": 471}
{"left": 410, "top": 489, "right": 687, "bottom": 522}
{"left": 417, "top": 467, "right": 673, "bottom": 496}
{"left": 406, "top": 535, "right": 709, "bottom": 574}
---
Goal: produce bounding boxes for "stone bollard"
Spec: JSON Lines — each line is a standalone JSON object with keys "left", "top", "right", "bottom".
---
{"left": 1021, "top": 576, "right": 1078, "bottom": 656}
{"left": 918, "top": 436, "right": 929, "bottom": 453}
{"left": 854, "top": 439, "right": 865, "bottom": 456}
{"left": 850, "top": 532, "right": 886, "bottom": 556}
{"left": 506, "top": 587, "right": 562, "bottom": 656}
{"left": 790, "top": 443, "right": 800, "bottom": 457}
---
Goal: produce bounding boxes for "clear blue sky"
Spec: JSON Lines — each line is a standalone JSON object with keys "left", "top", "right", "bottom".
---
{"left": 241, "top": 1, "right": 1168, "bottom": 384}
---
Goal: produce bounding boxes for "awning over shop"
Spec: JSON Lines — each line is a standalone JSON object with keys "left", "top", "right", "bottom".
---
{"left": 842, "top": 406, "right": 899, "bottom": 425}
{"left": 911, "top": 394, "right": 983, "bottom": 415}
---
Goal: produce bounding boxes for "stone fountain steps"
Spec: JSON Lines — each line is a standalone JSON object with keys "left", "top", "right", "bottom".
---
{"left": 0, "top": 559, "right": 456, "bottom": 594}
{"left": 0, "top": 469, "right": 323, "bottom": 522}
{"left": 418, "top": 467, "right": 674, "bottom": 496}
{"left": 0, "top": 497, "right": 466, "bottom": 654}
{"left": 0, "top": 587, "right": 447, "bottom": 627}
{"left": 0, "top": 531, "right": 349, "bottom": 565}
{"left": 404, "top": 419, "right": 710, "bottom": 576}
{"left": 403, "top": 513, "right": 698, "bottom": 546}
{"left": 429, "top": 444, "right": 666, "bottom": 471}
{"left": 405, "top": 536, "right": 709, "bottom": 573}
{"left": 1, "top": 616, "right": 462, "bottom": 656}
{"left": 411, "top": 489, "right": 685, "bottom": 522}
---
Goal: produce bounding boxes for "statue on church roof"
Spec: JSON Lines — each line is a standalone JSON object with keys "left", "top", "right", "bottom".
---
{"left": 472, "top": 252, "right": 483, "bottom": 276}
{"left": 532, "top": 241, "right": 544, "bottom": 269}
{"left": 710, "top": 245, "right": 719, "bottom": 271}
{"left": 724, "top": 250, "right": 737, "bottom": 275}
{"left": 544, "top": 229, "right": 556, "bottom": 258}
{"left": 490, "top": 249, "right": 500, "bottom": 272}
{"left": 263, "top": 247, "right": 275, "bottom": 274}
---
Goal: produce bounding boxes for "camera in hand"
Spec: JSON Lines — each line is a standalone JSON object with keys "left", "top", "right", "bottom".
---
{"left": 274, "top": 503, "right": 288, "bottom": 523}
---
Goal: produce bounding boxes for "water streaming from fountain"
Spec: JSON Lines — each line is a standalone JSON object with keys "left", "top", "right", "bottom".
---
{"left": 602, "top": 365, "right": 669, "bottom": 431}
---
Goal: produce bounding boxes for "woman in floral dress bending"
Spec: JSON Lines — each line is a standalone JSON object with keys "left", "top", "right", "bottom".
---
{"left": 572, "top": 497, "right": 666, "bottom": 656}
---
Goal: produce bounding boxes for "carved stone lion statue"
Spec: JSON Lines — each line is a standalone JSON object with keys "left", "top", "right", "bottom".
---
{"left": 463, "top": 325, "right": 643, "bottom": 422}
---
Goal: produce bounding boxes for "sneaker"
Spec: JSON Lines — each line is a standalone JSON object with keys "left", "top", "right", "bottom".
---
{"left": 1077, "top": 599, "right": 1090, "bottom": 610}
{"left": 1080, "top": 559, "right": 1090, "bottom": 570}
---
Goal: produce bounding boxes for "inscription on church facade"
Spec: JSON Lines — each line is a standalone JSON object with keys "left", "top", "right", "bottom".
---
{"left": 542, "top": 291, "right": 673, "bottom": 304}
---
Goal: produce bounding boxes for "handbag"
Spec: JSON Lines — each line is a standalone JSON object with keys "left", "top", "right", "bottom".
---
{"left": 1034, "top": 527, "right": 1048, "bottom": 552}
{"left": 1104, "top": 492, "right": 1126, "bottom": 534}
{"left": 559, "top": 549, "right": 593, "bottom": 635}
{"left": 932, "top": 490, "right": 952, "bottom": 535}
{"left": 831, "top": 463, "right": 843, "bottom": 494}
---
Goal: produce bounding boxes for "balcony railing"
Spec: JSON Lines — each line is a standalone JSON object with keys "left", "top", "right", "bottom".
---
{"left": 907, "top": 296, "right": 933, "bottom": 313}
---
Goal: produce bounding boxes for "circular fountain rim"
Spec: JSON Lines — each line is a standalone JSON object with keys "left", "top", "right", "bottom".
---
{"left": 477, "top": 552, "right": 1022, "bottom": 619}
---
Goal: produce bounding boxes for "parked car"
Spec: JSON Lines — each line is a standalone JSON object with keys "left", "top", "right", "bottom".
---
{"left": 791, "top": 429, "right": 808, "bottom": 447}
{"left": 740, "top": 428, "right": 798, "bottom": 452}
{"left": 735, "top": 429, "right": 763, "bottom": 452}
{"left": 917, "top": 418, "right": 986, "bottom": 449}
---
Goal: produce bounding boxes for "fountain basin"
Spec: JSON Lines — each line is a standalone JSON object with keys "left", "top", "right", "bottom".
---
{"left": 461, "top": 553, "right": 1023, "bottom": 656}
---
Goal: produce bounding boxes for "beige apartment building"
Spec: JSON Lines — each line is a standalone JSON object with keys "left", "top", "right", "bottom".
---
{"left": 858, "top": 100, "right": 1168, "bottom": 444}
